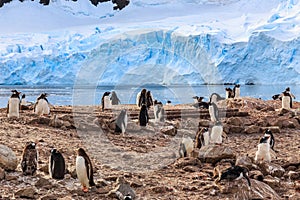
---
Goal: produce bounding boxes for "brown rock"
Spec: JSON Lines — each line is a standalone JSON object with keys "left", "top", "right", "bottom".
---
{"left": 35, "top": 177, "right": 52, "bottom": 188}
{"left": 183, "top": 165, "right": 200, "bottom": 172}
{"left": 235, "top": 155, "right": 256, "bottom": 170}
{"left": 263, "top": 175, "right": 281, "bottom": 189}
{"left": 249, "top": 170, "right": 264, "bottom": 181}
{"left": 259, "top": 162, "right": 285, "bottom": 178}
{"left": 39, "top": 164, "right": 49, "bottom": 174}
{"left": 174, "top": 157, "right": 201, "bottom": 169}
{"left": 151, "top": 185, "right": 174, "bottom": 193}
{"left": 198, "top": 145, "right": 236, "bottom": 164}
{"left": 229, "top": 125, "right": 244, "bottom": 134}
{"left": 0, "top": 167, "right": 5, "bottom": 180}
{"left": 15, "top": 187, "right": 37, "bottom": 199}
{"left": 226, "top": 117, "right": 244, "bottom": 126}
{"left": 160, "top": 126, "right": 177, "bottom": 136}
{"left": 244, "top": 125, "right": 260, "bottom": 134}
{"left": 288, "top": 171, "right": 300, "bottom": 180}
{"left": 0, "top": 144, "right": 18, "bottom": 171}
{"left": 260, "top": 126, "right": 280, "bottom": 133}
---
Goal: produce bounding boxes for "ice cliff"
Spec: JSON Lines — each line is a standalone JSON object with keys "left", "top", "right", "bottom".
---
{"left": 0, "top": 0, "right": 300, "bottom": 85}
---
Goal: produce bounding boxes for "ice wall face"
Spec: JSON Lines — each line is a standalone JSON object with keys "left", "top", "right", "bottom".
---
{"left": 1, "top": 0, "right": 300, "bottom": 85}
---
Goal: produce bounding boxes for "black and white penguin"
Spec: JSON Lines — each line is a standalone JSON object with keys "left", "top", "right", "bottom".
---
{"left": 179, "top": 137, "right": 194, "bottom": 157}
{"left": 115, "top": 109, "right": 128, "bottom": 134}
{"left": 101, "top": 91, "right": 111, "bottom": 111}
{"left": 153, "top": 100, "right": 165, "bottom": 123}
{"left": 21, "top": 141, "right": 38, "bottom": 176}
{"left": 139, "top": 104, "right": 149, "bottom": 126}
{"left": 215, "top": 165, "right": 251, "bottom": 187}
{"left": 136, "top": 89, "right": 147, "bottom": 107}
{"left": 76, "top": 148, "right": 96, "bottom": 192}
{"left": 272, "top": 94, "right": 281, "bottom": 100}
{"left": 264, "top": 129, "right": 275, "bottom": 151}
{"left": 49, "top": 148, "right": 65, "bottom": 180}
{"left": 255, "top": 136, "right": 271, "bottom": 163}
{"left": 146, "top": 91, "right": 154, "bottom": 109}
{"left": 225, "top": 88, "right": 234, "bottom": 99}
{"left": 7, "top": 90, "right": 21, "bottom": 118}
{"left": 284, "top": 87, "right": 295, "bottom": 108}
{"left": 210, "top": 121, "right": 223, "bottom": 145}
{"left": 34, "top": 93, "right": 50, "bottom": 116}
{"left": 209, "top": 93, "right": 225, "bottom": 104}
{"left": 194, "top": 127, "right": 210, "bottom": 149}
{"left": 281, "top": 90, "right": 291, "bottom": 110}
{"left": 233, "top": 84, "right": 240, "bottom": 98}
{"left": 166, "top": 100, "right": 172, "bottom": 106}
{"left": 208, "top": 102, "right": 219, "bottom": 122}
{"left": 110, "top": 91, "right": 121, "bottom": 105}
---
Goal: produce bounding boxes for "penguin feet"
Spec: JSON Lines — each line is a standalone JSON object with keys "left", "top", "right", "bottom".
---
{"left": 82, "top": 186, "right": 89, "bottom": 192}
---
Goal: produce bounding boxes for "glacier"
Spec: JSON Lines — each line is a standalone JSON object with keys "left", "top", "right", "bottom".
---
{"left": 1, "top": 0, "right": 300, "bottom": 86}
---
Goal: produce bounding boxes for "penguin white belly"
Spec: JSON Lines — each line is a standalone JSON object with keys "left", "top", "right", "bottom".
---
{"left": 282, "top": 96, "right": 290, "bottom": 110}
{"left": 35, "top": 99, "right": 50, "bottom": 115}
{"left": 8, "top": 98, "right": 20, "bottom": 118}
{"left": 255, "top": 143, "right": 271, "bottom": 162}
{"left": 210, "top": 126, "right": 223, "bottom": 144}
{"left": 234, "top": 88, "right": 240, "bottom": 98}
{"left": 181, "top": 137, "right": 194, "bottom": 157}
{"left": 104, "top": 96, "right": 112, "bottom": 109}
{"left": 76, "top": 156, "right": 90, "bottom": 188}
{"left": 209, "top": 106, "right": 216, "bottom": 122}
{"left": 136, "top": 92, "right": 141, "bottom": 107}
{"left": 203, "top": 131, "right": 210, "bottom": 146}
{"left": 153, "top": 105, "right": 159, "bottom": 122}
{"left": 122, "top": 114, "right": 128, "bottom": 134}
{"left": 193, "top": 99, "right": 199, "bottom": 103}
{"left": 226, "top": 91, "right": 230, "bottom": 99}
{"left": 211, "top": 95, "right": 217, "bottom": 104}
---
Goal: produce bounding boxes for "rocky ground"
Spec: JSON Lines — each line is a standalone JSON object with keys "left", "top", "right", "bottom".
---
{"left": 0, "top": 97, "right": 300, "bottom": 199}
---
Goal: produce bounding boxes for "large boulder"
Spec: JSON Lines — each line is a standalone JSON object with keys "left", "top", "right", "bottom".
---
{"left": 217, "top": 178, "right": 281, "bottom": 200}
{"left": 0, "top": 144, "right": 18, "bottom": 171}
{"left": 258, "top": 162, "right": 285, "bottom": 178}
{"left": 198, "top": 145, "right": 236, "bottom": 164}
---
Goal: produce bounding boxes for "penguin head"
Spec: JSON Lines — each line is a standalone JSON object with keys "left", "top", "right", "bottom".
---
{"left": 235, "top": 84, "right": 240, "bottom": 88}
{"left": 167, "top": 100, "right": 171, "bottom": 104}
{"left": 51, "top": 148, "right": 58, "bottom": 154}
{"left": 192, "top": 96, "right": 199, "bottom": 100}
{"left": 285, "top": 87, "right": 290, "bottom": 92}
{"left": 21, "top": 94, "right": 26, "bottom": 99}
{"left": 264, "top": 129, "right": 273, "bottom": 137}
{"left": 77, "top": 148, "right": 88, "bottom": 157}
{"left": 204, "top": 127, "right": 208, "bottom": 132}
{"left": 124, "top": 194, "right": 132, "bottom": 200}
{"left": 25, "top": 142, "right": 36, "bottom": 150}
{"left": 11, "top": 90, "right": 21, "bottom": 98}
{"left": 103, "top": 91, "right": 111, "bottom": 97}
{"left": 141, "top": 89, "right": 147, "bottom": 95}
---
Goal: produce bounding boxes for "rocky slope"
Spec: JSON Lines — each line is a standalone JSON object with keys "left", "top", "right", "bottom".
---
{"left": 0, "top": 97, "right": 299, "bottom": 199}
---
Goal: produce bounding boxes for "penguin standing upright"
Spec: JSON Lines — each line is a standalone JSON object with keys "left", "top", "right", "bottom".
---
{"left": 153, "top": 100, "right": 165, "bottom": 123}
{"left": 233, "top": 84, "right": 240, "bottom": 98}
{"left": 136, "top": 89, "right": 147, "bottom": 107}
{"left": 146, "top": 91, "right": 154, "bottom": 109}
{"left": 284, "top": 87, "right": 295, "bottom": 108}
{"left": 179, "top": 137, "right": 194, "bottom": 157}
{"left": 139, "top": 104, "right": 149, "bottom": 126}
{"left": 20, "top": 94, "right": 32, "bottom": 110}
{"left": 210, "top": 121, "right": 223, "bottom": 145}
{"left": 209, "top": 102, "right": 219, "bottom": 122}
{"left": 215, "top": 165, "right": 251, "bottom": 187}
{"left": 76, "top": 148, "right": 96, "bottom": 192}
{"left": 21, "top": 142, "right": 38, "bottom": 176}
{"left": 281, "top": 91, "right": 291, "bottom": 110}
{"left": 255, "top": 136, "right": 271, "bottom": 163}
{"left": 101, "top": 91, "right": 111, "bottom": 111}
{"left": 49, "top": 148, "right": 65, "bottom": 180}
{"left": 194, "top": 127, "right": 210, "bottom": 149}
{"left": 7, "top": 90, "right": 21, "bottom": 118}
{"left": 225, "top": 88, "right": 234, "bottom": 99}
{"left": 264, "top": 129, "right": 275, "bottom": 151}
{"left": 34, "top": 93, "right": 50, "bottom": 116}
{"left": 115, "top": 109, "right": 128, "bottom": 134}
{"left": 110, "top": 91, "right": 121, "bottom": 105}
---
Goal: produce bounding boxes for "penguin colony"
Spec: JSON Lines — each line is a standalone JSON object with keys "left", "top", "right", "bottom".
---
{"left": 5, "top": 85, "right": 295, "bottom": 193}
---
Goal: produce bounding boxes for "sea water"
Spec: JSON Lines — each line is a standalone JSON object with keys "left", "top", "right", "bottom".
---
{"left": 0, "top": 84, "right": 298, "bottom": 108}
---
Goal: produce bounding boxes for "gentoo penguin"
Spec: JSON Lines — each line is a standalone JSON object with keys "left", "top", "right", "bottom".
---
{"left": 194, "top": 127, "right": 210, "bottom": 149}
{"left": 7, "top": 90, "right": 21, "bottom": 118}
{"left": 233, "top": 84, "right": 240, "bottom": 98}
{"left": 101, "top": 91, "right": 111, "bottom": 111}
{"left": 215, "top": 165, "right": 251, "bottom": 187}
{"left": 225, "top": 88, "right": 234, "bottom": 99}
{"left": 153, "top": 100, "right": 165, "bottom": 123}
{"left": 255, "top": 136, "right": 271, "bottom": 163}
{"left": 281, "top": 91, "right": 291, "bottom": 110}
{"left": 210, "top": 121, "right": 223, "bottom": 145}
{"left": 272, "top": 94, "right": 281, "bottom": 100}
{"left": 139, "top": 104, "right": 149, "bottom": 126}
{"left": 115, "top": 109, "right": 128, "bottom": 134}
{"left": 21, "top": 142, "right": 38, "bottom": 176}
{"left": 166, "top": 100, "right": 172, "bottom": 105}
{"left": 136, "top": 89, "right": 147, "bottom": 107}
{"left": 49, "top": 148, "right": 65, "bottom": 180}
{"left": 209, "top": 93, "right": 225, "bottom": 104}
{"left": 110, "top": 91, "right": 121, "bottom": 105}
{"left": 264, "top": 129, "right": 275, "bottom": 151}
{"left": 146, "top": 91, "right": 154, "bottom": 109}
{"left": 34, "top": 93, "right": 50, "bottom": 116}
{"left": 76, "top": 148, "right": 96, "bottom": 192}
{"left": 192, "top": 96, "right": 204, "bottom": 103}
{"left": 179, "top": 137, "right": 194, "bottom": 157}
{"left": 208, "top": 102, "right": 219, "bottom": 122}
{"left": 285, "top": 87, "right": 295, "bottom": 108}
{"left": 107, "top": 176, "right": 136, "bottom": 200}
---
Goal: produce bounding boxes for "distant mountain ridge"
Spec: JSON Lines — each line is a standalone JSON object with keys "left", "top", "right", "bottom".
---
{"left": 0, "top": 0, "right": 129, "bottom": 10}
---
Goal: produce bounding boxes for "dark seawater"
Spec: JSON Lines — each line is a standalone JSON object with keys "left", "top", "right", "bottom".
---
{"left": 0, "top": 84, "right": 299, "bottom": 108}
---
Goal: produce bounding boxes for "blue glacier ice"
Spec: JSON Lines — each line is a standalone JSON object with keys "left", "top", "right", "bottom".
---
{"left": 1, "top": 0, "right": 300, "bottom": 86}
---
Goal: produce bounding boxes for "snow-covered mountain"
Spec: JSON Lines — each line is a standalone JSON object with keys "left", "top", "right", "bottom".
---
{"left": 1, "top": 0, "right": 300, "bottom": 86}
